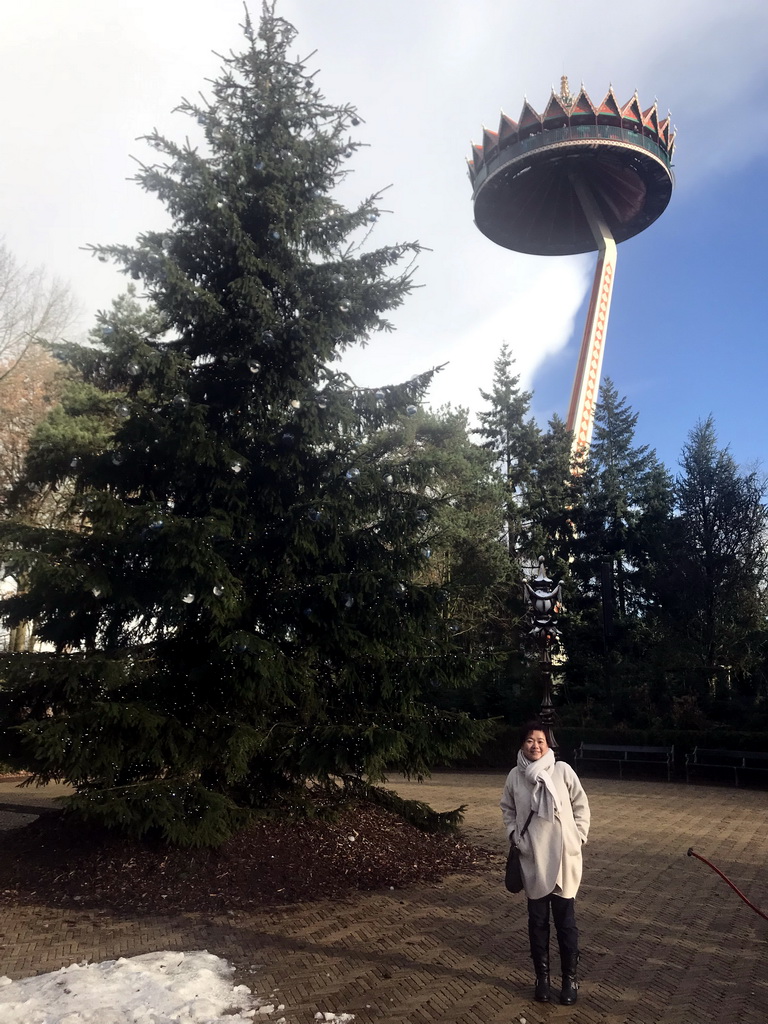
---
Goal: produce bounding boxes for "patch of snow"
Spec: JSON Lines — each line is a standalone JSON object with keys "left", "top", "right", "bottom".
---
{"left": 0, "top": 950, "right": 343, "bottom": 1024}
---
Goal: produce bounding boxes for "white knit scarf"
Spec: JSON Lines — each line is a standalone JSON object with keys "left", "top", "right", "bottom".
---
{"left": 517, "top": 747, "right": 560, "bottom": 823}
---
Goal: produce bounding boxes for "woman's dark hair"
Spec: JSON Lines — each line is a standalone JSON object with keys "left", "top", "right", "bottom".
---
{"left": 518, "top": 719, "right": 547, "bottom": 747}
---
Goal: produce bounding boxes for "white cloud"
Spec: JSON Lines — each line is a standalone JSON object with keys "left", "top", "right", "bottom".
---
{"left": 340, "top": 250, "right": 591, "bottom": 413}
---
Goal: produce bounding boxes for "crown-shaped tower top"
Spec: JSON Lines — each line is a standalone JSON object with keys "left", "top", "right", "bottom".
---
{"left": 468, "top": 79, "right": 675, "bottom": 256}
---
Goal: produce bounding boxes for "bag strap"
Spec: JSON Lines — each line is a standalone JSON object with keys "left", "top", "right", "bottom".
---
{"left": 518, "top": 809, "right": 535, "bottom": 840}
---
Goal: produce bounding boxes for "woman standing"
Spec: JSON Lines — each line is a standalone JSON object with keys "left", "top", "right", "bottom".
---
{"left": 500, "top": 720, "right": 590, "bottom": 1005}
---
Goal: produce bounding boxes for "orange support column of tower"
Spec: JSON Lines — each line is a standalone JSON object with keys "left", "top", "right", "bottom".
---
{"left": 468, "top": 76, "right": 675, "bottom": 460}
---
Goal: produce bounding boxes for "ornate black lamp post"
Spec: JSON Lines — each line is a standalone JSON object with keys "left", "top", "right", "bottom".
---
{"left": 523, "top": 556, "right": 563, "bottom": 751}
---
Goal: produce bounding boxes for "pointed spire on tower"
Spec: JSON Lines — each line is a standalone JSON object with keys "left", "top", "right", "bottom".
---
{"left": 560, "top": 75, "right": 573, "bottom": 107}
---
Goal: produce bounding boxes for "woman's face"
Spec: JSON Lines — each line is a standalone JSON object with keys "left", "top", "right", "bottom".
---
{"left": 522, "top": 730, "right": 549, "bottom": 760}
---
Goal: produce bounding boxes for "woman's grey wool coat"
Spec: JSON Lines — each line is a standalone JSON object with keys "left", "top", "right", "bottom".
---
{"left": 500, "top": 761, "right": 591, "bottom": 900}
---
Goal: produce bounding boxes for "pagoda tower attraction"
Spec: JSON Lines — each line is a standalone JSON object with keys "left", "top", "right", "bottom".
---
{"left": 468, "top": 77, "right": 675, "bottom": 456}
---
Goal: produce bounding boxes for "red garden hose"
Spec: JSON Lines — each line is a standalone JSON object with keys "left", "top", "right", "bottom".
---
{"left": 687, "top": 848, "right": 768, "bottom": 921}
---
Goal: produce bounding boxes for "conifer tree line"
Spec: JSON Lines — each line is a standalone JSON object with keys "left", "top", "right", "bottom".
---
{"left": 464, "top": 349, "right": 768, "bottom": 735}
{"left": 1, "top": 4, "right": 767, "bottom": 846}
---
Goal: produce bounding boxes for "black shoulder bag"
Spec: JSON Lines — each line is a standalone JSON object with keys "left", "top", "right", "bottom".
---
{"left": 504, "top": 810, "right": 535, "bottom": 894}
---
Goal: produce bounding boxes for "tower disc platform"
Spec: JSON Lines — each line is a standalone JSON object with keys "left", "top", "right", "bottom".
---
{"left": 469, "top": 83, "right": 674, "bottom": 256}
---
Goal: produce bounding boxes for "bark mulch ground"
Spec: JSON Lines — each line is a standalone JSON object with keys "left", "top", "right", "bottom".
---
{"left": 0, "top": 784, "right": 494, "bottom": 916}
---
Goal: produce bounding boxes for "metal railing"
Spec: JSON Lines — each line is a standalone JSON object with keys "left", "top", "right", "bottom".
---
{"left": 474, "top": 123, "right": 672, "bottom": 191}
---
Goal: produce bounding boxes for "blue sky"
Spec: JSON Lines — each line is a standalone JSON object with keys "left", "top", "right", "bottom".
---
{"left": 2, "top": 0, "right": 767, "bottom": 474}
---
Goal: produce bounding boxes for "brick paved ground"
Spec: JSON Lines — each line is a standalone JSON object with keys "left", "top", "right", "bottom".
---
{"left": 1, "top": 773, "right": 766, "bottom": 1023}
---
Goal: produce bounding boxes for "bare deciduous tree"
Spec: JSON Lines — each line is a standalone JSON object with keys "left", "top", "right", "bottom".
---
{"left": 0, "top": 240, "right": 78, "bottom": 385}
{"left": 0, "top": 245, "right": 77, "bottom": 651}
{"left": 0, "top": 345, "right": 60, "bottom": 496}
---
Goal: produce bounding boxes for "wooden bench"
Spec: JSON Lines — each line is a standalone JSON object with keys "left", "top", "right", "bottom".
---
{"left": 574, "top": 742, "right": 674, "bottom": 781}
{"left": 685, "top": 747, "right": 768, "bottom": 787}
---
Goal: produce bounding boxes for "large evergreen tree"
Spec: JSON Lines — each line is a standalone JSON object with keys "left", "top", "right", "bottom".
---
{"left": 521, "top": 413, "right": 581, "bottom": 577}
{"left": 561, "top": 381, "right": 673, "bottom": 721}
{"left": 405, "top": 406, "right": 509, "bottom": 625}
{"left": 473, "top": 348, "right": 578, "bottom": 721}
{"left": 410, "top": 406, "right": 524, "bottom": 717}
{"left": 0, "top": 6, "right": 488, "bottom": 845}
{"left": 658, "top": 417, "right": 768, "bottom": 699}
{"left": 474, "top": 343, "right": 539, "bottom": 557}
{"left": 579, "top": 378, "right": 671, "bottom": 618}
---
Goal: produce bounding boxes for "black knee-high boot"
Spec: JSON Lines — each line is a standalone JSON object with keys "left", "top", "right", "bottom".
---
{"left": 527, "top": 897, "right": 551, "bottom": 1002}
{"left": 551, "top": 895, "right": 579, "bottom": 1005}
{"left": 559, "top": 953, "right": 579, "bottom": 1005}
